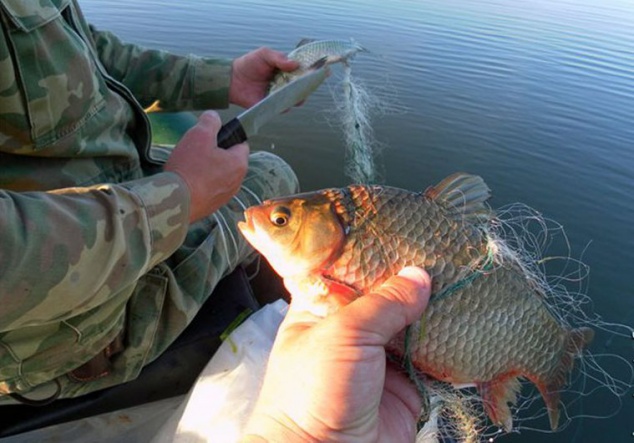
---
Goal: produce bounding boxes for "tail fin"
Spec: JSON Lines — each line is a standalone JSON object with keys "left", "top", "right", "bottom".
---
{"left": 535, "top": 327, "right": 594, "bottom": 430}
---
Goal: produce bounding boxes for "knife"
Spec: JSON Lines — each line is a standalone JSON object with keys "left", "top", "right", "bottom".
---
{"left": 217, "top": 68, "right": 328, "bottom": 149}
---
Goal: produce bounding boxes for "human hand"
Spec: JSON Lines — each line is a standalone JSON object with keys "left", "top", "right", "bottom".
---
{"left": 242, "top": 267, "right": 432, "bottom": 443}
{"left": 164, "top": 111, "right": 249, "bottom": 223}
{"left": 229, "top": 47, "right": 299, "bottom": 108}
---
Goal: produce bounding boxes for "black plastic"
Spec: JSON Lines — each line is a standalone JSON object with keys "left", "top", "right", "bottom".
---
{"left": 217, "top": 117, "right": 247, "bottom": 149}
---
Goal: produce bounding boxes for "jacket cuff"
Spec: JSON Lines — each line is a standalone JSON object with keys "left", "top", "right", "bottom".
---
{"left": 189, "top": 56, "right": 232, "bottom": 109}
{"left": 123, "top": 172, "right": 191, "bottom": 266}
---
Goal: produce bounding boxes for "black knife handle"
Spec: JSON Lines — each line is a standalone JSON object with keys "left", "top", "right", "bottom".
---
{"left": 217, "top": 117, "right": 247, "bottom": 149}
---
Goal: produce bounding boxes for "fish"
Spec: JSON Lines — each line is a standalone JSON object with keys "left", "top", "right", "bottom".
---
{"left": 269, "top": 38, "right": 366, "bottom": 92}
{"left": 238, "top": 172, "right": 594, "bottom": 432}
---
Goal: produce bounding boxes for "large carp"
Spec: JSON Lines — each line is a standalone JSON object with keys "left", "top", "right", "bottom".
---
{"left": 238, "top": 173, "right": 593, "bottom": 432}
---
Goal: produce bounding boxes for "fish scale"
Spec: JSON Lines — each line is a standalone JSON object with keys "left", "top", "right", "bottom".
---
{"left": 324, "top": 184, "right": 485, "bottom": 295}
{"left": 394, "top": 266, "right": 566, "bottom": 381}
{"left": 238, "top": 172, "right": 594, "bottom": 432}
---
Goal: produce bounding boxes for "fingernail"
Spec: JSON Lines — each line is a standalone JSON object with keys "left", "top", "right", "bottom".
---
{"left": 398, "top": 267, "right": 430, "bottom": 286}
{"left": 199, "top": 110, "right": 219, "bottom": 124}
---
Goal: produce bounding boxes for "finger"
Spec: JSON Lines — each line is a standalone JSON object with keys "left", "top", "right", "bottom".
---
{"left": 260, "top": 47, "right": 299, "bottom": 71}
{"left": 383, "top": 361, "right": 422, "bottom": 421}
{"left": 278, "top": 56, "right": 300, "bottom": 71}
{"left": 197, "top": 110, "right": 222, "bottom": 134}
{"left": 330, "top": 267, "right": 431, "bottom": 345}
{"left": 380, "top": 363, "right": 422, "bottom": 442}
{"left": 224, "top": 141, "right": 250, "bottom": 161}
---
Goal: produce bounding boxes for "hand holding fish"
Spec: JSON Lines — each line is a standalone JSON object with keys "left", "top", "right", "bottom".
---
{"left": 229, "top": 47, "right": 299, "bottom": 108}
{"left": 239, "top": 174, "right": 595, "bottom": 432}
{"left": 164, "top": 111, "right": 249, "bottom": 222}
{"left": 242, "top": 267, "right": 432, "bottom": 443}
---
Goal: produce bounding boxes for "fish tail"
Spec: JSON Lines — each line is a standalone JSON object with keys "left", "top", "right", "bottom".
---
{"left": 534, "top": 326, "right": 594, "bottom": 430}
{"left": 350, "top": 37, "right": 369, "bottom": 53}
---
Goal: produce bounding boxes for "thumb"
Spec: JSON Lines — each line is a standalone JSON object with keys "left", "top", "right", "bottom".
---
{"left": 196, "top": 110, "right": 222, "bottom": 135}
{"left": 333, "top": 267, "right": 432, "bottom": 345}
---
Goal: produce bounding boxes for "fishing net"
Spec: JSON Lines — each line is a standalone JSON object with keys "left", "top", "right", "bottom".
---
{"left": 414, "top": 204, "right": 633, "bottom": 442}
{"left": 338, "top": 64, "right": 381, "bottom": 184}
{"left": 284, "top": 39, "right": 631, "bottom": 442}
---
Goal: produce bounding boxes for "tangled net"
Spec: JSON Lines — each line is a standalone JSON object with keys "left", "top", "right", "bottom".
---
{"left": 338, "top": 64, "right": 381, "bottom": 184}
{"left": 415, "top": 203, "right": 633, "bottom": 442}
{"left": 324, "top": 52, "right": 405, "bottom": 185}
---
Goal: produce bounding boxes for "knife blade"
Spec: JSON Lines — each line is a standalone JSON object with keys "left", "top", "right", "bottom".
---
{"left": 217, "top": 68, "right": 328, "bottom": 149}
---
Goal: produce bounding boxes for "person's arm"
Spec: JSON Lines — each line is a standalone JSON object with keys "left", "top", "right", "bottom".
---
{"left": 242, "top": 267, "right": 432, "bottom": 443}
{"left": 89, "top": 26, "right": 232, "bottom": 111}
{"left": 0, "top": 171, "right": 190, "bottom": 331}
{"left": 0, "top": 111, "right": 247, "bottom": 332}
{"left": 89, "top": 27, "right": 299, "bottom": 111}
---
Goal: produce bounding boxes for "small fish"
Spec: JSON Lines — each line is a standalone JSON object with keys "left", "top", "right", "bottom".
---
{"left": 270, "top": 38, "right": 366, "bottom": 92}
{"left": 238, "top": 173, "right": 594, "bottom": 432}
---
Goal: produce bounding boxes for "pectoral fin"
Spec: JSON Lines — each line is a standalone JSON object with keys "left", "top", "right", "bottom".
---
{"left": 320, "top": 275, "right": 362, "bottom": 308}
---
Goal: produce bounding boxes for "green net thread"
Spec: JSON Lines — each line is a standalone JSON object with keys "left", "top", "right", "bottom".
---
{"left": 431, "top": 244, "right": 496, "bottom": 303}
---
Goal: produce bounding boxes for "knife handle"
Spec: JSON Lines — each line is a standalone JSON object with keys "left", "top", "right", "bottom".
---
{"left": 217, "top": 117, "right": 247, "bottom": 149}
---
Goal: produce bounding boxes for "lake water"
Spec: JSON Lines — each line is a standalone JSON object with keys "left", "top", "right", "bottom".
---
{"left": 82, "top": 0, "right": 633, "bottom": 441}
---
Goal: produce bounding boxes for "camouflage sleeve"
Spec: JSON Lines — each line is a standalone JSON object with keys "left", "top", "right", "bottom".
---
{"left": 0, "top": 172, "right": 191, "bottom": 331}
{"left": 89, "top": 26, "right": 232, "bottom": 111}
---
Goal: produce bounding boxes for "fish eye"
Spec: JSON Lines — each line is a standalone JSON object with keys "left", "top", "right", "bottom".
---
{"left": 270, "top": 206, "right": 291, "bottom": 227}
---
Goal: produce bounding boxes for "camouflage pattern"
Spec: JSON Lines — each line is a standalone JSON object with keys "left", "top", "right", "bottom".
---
{"left": 0, "top": 0, "right": 299, "bottom": 400}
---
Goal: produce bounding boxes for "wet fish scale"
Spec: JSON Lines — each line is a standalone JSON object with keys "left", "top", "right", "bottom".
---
{"left": 407, "top": 274, "right": 567, "bottom": 432}
{"left": 325, "top": 185, "right": 484, "bottom": 295}
{"left": 400, "top": 266, "right": 566, "bottom": 381}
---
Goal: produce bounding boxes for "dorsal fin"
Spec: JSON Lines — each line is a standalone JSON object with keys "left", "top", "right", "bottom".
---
{"left": 424, "top": 173, "right": 492, "bottom": 221}
{"left": 295, "top": 38, "right": 317, "bottom": 48}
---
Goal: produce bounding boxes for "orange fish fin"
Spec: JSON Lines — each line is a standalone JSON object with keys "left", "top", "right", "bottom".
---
{"left": 285, "top": 275, "right": 360, "bottom": 316}
{"left": 143, "top": 100, "right": 162, "bottom": 113}
{"left": 477, "top": 375, "right": 522, "bottom": 432}
{"left": 321, "top": 275, "right": 361, "bottom": 308}
{"left": 424, "top": 173, "right": 492, "bottom": 222}
{"left": 531, "top": 326, "right": 594, "bottom": 430}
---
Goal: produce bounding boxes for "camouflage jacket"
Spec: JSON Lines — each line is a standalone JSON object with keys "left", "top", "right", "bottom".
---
{"left": 0, "top": 0, "right": 233, "bottom": 398}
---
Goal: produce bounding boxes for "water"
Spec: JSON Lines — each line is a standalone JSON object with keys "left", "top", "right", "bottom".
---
{"left": 82, "top": 0, "right": 633, "bottom": 441}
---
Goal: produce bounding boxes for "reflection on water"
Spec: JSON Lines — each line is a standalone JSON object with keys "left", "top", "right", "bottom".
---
{"left": 83, "top": 0, "right": 634, "bottom": 441}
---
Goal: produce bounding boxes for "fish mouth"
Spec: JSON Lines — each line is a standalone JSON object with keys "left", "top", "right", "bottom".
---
{"left": 237, "top": 210, "right": 254, "bottom": 237}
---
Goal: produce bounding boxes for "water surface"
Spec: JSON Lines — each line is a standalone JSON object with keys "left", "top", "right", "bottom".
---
{"left": 83, "top": 1, "right": 634, "bottom": 441}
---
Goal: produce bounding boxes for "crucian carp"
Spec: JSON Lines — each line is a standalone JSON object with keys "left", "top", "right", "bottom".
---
{"left": 238, "top": 173, "right": 595, "bottom": 433}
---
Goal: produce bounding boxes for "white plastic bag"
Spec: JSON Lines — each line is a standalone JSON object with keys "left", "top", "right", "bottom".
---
{"left": 153, "top": 299, "right": 288, "bottom": 443}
